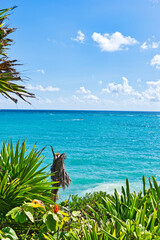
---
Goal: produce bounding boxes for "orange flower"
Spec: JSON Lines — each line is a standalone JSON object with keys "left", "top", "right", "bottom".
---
{"left": 54, "top": 204, "right": 59, "bottom": 213}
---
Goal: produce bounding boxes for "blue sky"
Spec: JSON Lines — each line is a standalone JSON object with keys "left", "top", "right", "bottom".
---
{"left": 1, "top": 0, "right": 160, "bottom": 110}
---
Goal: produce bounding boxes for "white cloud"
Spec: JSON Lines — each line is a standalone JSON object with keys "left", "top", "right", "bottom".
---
{"left": 76, "top": 86, "right": 91, "bottom": 94}
{"left": 37, "top": 97, "right": 52, "bottom": 104}
{"left": 75, "top": 86, "right": 99, "bottom": 102}
{"left": 71, "top": 30, "right": 85, "bottom": 43}
{"left": 92, "top": 32, "right": 138, "bottom": 52}
{"left": 102, "top": 77, "right": 160, "bottom": 103}
{"left": 27, "top": 84, "right": 60, "bottom": 92}
{"left": 142, "top": 80, "right": 160, "bottom": 101}
{"left": 102, "top": 77, "right": 141, "bottom": 98}
{"left": 84, "top": 94, "right": 99, "bottom": 101}
{"left": 141, "top": 41, "right": 160, "bottom": 50}
{"left": 47, "top": 38, "right": 56, "bottom": 43}
{"left": 72, "top": 95, "right": 84, "bottom": 103}
{"left": 137, "top": 78, "right": 142, "bottom": 83}
{"left": 152, "top": 42, "right": 160, "bottom": 48}
{"left": 150, "top": 54, "right": 160, "bottom": 69}
{"left": 37, "top": 69, "right": 45, "bottom": 74}
{"left": 141, "top": 42, "right": 148, "bottom": 49}
{"left": 99, "top": 80, "right": 103, "bottom": 85}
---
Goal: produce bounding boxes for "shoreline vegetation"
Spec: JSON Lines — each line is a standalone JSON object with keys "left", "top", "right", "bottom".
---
{"left": 1, "top": 141, "right": 160, "bottom": 239}
{"left": 1, "top": 6, "right": 160, "bottom": 240}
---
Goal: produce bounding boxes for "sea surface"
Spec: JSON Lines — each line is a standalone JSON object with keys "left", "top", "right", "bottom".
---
{"left": 0, "top": 110, "right": 160, "bottom": 200}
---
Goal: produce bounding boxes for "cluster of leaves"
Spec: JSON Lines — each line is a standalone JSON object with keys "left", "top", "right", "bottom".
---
{"left": 2, "top": 165, "right": 160, "bottom": 239}
{"left": 0, "top": 7, "right": 34, "bottom": 103}
{"left": 67, "top": 176, "right": 160, "bottom": 239}
{"left": 69, "top": 191, "right": 109, "bottom": 212}
{"left": 44, "top": 177, "right": 160, "bottom": 239}
{"left": 2, "top": 200, "right": 72, "bottom": 240}
{"left": 2, "top": 4, "right": 160, "bottom": 240}
{"left": 0, "top": 140, "right": 57, "bottom": 217}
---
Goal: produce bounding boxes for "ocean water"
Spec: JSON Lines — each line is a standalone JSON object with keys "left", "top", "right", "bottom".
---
{"left": 0, "top": 110, "right": 160, "bottom": 200}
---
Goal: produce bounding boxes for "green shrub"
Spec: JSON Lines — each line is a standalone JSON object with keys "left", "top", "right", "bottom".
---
{"left": 1, "top": 141, "right": 160, "bottom": 240}
{"left": 2, "top": 176, "right": 160, "bottom": 239}
{"left": 0, "top": 140, "right": 56, "bottom": 216}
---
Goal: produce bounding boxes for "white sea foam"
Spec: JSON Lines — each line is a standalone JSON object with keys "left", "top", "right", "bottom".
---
{"left": 58, "top": 119, "right": 84, "bottom": 121}
{"left": 72, "top": 119, "right": 84, "bottom": 121}
{"left": 83, "top": 181, "right": 143, "bottom": 196}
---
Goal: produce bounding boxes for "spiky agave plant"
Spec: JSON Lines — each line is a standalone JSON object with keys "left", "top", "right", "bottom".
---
{"left": 0, "top": 7, "right": 34, "bottom": 103}
{"left": 0, "top": 140, "right": 57, "bottom": 216}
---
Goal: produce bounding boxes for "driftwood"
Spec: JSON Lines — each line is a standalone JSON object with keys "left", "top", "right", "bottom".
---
{"left": 50, "top": 146, "right": 71, "bottom": 202}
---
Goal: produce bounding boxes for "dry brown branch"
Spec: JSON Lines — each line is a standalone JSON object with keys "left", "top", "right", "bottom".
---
{"left": 50, "top": 146, "right": 71, "bottom": 202}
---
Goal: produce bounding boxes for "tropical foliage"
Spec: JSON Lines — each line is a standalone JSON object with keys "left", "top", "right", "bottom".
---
{"left": 0, "top": 140, "right": 57, "bottom": 217}
{"left": 0, "top": 7, "right": 34, "bottom": 103}
{"left": 1, "top": 5, "right": 160, "bottom": 240}
{"left": 1, "top": 169, "right": 160, "bottom": 239}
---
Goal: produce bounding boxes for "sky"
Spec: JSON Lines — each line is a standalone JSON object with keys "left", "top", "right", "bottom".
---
{"left": 1, "top": 0, "right": 160, "bottom": 110}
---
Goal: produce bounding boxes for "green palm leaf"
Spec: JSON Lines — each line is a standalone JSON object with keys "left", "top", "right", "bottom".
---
{"left": 0, "top": 7, "right": 35, "bottom": 103}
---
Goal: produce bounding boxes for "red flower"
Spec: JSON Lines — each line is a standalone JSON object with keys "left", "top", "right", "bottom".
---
{"left": 54, "top": 204, "right": 59, "bottom": 213}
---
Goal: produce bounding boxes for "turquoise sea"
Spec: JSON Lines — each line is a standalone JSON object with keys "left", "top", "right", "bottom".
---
{"left": 0, "top": 110, "right": 160, "bottom": 200}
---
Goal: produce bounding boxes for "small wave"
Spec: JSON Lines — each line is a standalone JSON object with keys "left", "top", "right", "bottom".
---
{"left": 58, "top": 119, "right": 84, "bottom": 121}
{"left": 49, "top": 114, "right": 55, "bottom": 116}
{"left": 115, "top": 114, "right": 134, "bottom": 117}
{"left": 72, "top": 119, "right": 84, "bottom": 121}
{"left": 83, "top": 181, "right": 142, "bottom": 195}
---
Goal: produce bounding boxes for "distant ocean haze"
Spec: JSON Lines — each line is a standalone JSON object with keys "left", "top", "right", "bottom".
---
{"left": 0, "top": 110, "right": 160, "bottom": 200}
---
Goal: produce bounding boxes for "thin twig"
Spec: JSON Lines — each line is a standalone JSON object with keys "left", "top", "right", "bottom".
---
{"left": 24, "top": 224, "right": 31, "bottom": 240}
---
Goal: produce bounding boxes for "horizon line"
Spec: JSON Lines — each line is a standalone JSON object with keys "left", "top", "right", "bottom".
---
{"left": 1, "top": 109, "right": 160, "bottom": 113}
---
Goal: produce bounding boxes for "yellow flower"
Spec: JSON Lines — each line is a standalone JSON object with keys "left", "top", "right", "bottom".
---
{"left": 31, "top": 199, "right": 45, "bottom": 209}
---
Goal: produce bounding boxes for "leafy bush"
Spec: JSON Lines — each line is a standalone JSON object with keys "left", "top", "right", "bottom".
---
{"left": 2, "top": 174, "right": 160, "bottom": 239}
{"left": 69, "top": 191, "right": 109, "bottom": 212}
{"left": 0, "top": 140, "right": 56, "bottom": 216}
{"left": 59, "top": 177, "right": 160, "bottom": 239}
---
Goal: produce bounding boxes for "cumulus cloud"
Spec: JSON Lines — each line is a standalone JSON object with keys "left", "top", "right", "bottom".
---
{"left": 37, "top": 69, "right": 45, "bottom": 74}
{"left": 142, "top": 80, "right": 160, "bottom": 101}
{"left": 99, "top": 80, "right": 103, "bottom": 85}
{"left": 84, "top": 94, "right": 99, "bottom": 101}
{"left": 150, "top": 54, "right": 160, "bottom": 69}
{"left": 76, "top": 86, "right": 91, "bottom": 94}
{"left": 92, "top": 32, "right": 138, "bottom": 52}
{"left": 141, "top": 42, "right": 148, "bottom": 50}
{"left": 71, "top": 30, "right": 85, "bottom": 43}
{"left": 27, "top": 84, "right": 60, "bottom": 92}
{"left": 75, "top": 86, "right": 99, "bottom": 102}
{"left": 37, "top": 97, "right": 52, "bottom": 104}
{"left": 137, "top": 78, "right": 142, "bottom": 83}
{"left": 141, "top": 41, "right": 160, "bottom": 50}
{"left": 102, "top": 77, "right": 160, "bottom": 103}
{"left": 102, "top": 77, "right": 141, "bottom": 98}
{"left": 72, "top": 95, "right": 84, "bottom": 103}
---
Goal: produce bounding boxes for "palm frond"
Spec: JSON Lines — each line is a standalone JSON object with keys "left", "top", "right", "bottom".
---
{"left": 0, "top": 7, "right": 35, "bottom": 103}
